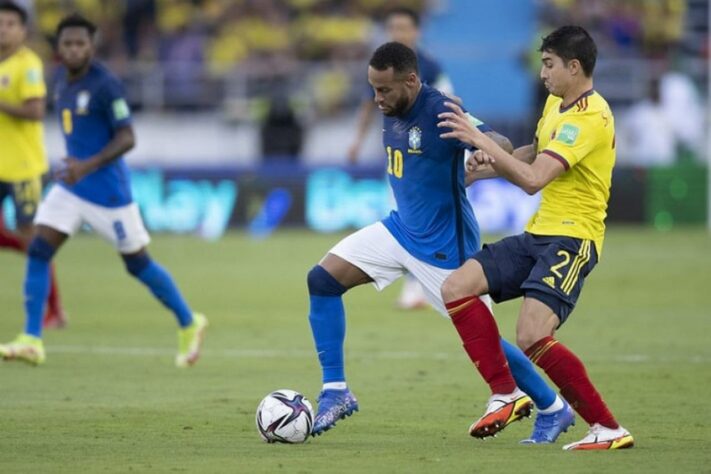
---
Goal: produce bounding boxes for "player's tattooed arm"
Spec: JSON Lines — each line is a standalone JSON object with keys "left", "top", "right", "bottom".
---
{"left": 57, "top": 126, "right": 135, "bottom": 185}
{"left": 484, "top": 131, "right": 513, "bottom": 154}
{"left": 514, "top": 143, "right": 537, "bottom": 164}
{"left": 465, "top": 152, "right": 496, "bottom": 185}
{"left": 464, "top": 131, "right": 514, "bottom": 185}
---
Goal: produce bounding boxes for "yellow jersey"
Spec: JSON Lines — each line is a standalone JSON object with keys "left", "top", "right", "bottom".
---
{"left": 526, "top": 90, "right": 615, "bottom": 256}
{"left": 0, "top": 46, "right": 48, "bottom": 181}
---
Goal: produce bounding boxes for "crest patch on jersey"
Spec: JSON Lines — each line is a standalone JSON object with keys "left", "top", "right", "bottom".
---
{"left": 77, "top": 90, "right": 91, "bottom": 114}
{"left": 408, "top": 126, "right": 422, "bottom": 152}
{"left": 0, "top": 75, "right": 9, "bottom": 88}
{"left": 112, "top": 98, "right": 130, "bottom": 121}
{"left": 555, "top": 123, "right": 580, "bottom": 146}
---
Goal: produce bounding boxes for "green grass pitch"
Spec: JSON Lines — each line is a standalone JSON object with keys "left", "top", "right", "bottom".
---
{"left": 1, "top": 228, "right": 709, "bottom": 473}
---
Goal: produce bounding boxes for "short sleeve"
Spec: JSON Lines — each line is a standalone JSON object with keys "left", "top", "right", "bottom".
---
{"left": 99, "top": 77, "right": 132, "bottom": 130}
{"left": 18, "top": 54, "right": 46, "bottom": 100}
{"left": 542, "top": 115, "right": 599, "bottom": 169}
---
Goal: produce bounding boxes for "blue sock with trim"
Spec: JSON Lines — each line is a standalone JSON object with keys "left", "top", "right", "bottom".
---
{"left": 23, "top": 238, "right": 56, "bottom": 338}
{"left": 124, "top": 253, "right": 193, "bottom": 328}
{"left": 501, "top": 337, "right": 556, "bottom": 410}
{"left": 307, "top": 265, "right": 347, "bottom": 384}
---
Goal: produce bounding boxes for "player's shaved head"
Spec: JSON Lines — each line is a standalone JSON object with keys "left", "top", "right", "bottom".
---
{"left": 369, "top": 42, "right": 419, "bottom": 78}
{"left": 540, "top": 25, "right": 597, "bottom": 77}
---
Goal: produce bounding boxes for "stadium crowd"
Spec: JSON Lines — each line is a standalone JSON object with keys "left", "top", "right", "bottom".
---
{"left": 10, "top": 0, "right": 708, "bottom": 165}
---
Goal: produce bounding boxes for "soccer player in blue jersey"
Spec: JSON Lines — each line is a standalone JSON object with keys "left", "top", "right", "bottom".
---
{"left": 348, "top": 7, "right": 454, "bottom": 310}
{"left": 308, "top": 42, "right": 574, "bottom": 443}
{"left": 0, "top": 14, "right": 206, "bottom": 367}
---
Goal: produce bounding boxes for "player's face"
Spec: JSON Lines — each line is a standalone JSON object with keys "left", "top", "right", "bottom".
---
{"left": 386, "top": 15, "right": 419, "bottom": 48}
{"left": 58, "top": 27, "right": 94, "bottom": 72}
{"left": 540, "top": 51, "right": 574, "bottom": 97}
{"left": 368, "top": 66, "right": 418, "bottom": 117}
{"left": 0, "top": 11, "right": 26, "bottom": 50}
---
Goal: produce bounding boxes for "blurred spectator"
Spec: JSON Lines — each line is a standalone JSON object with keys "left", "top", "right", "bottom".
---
{"left": 617, "top": 78, "right": 676, "bottom": 166}
{"left": 123, "top": 0, "right": 156, "bottom": 59}
{"left": 658, "top": 69, "right": 706, "bottom": 159}
{"left": 159, "top": 22, "right": 206, "bottom": 109}
{"left": 260, "top": 85, "right": 304, "bottom": 160}
{"left": 618, "top": 70, "right": 706, "bottom": 166}
{"left": 261, "top": 101, "right": 304, "bottom": 159}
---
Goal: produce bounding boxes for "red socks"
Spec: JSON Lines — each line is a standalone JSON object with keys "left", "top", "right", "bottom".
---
{"left": 0, "top": 227, "right": 26, "bottom": 252}
{"left": 446, "top": 296, "right": 516, "bottom": 395}
{"left": 47, "top": 265, "right": 62, "bottom": 319}
{"left": 526, "top": 336, "right": 618, "bottom": 429}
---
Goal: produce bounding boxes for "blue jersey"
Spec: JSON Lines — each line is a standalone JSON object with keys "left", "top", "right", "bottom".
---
{"left": 381, "top": 84, "right": 491, "bottom": 269}
{"left": 54, "top": 62, "right": 133, "bottom": 207}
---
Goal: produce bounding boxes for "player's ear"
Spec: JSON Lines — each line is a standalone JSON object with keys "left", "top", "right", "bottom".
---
{"left": 405, "top": 71, "right": 418, "bottom": 87}
{"left": 568, "top": 58, "right": 582, "bottom": 76}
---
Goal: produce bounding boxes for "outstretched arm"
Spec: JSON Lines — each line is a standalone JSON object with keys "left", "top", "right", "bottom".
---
{"left": 347, "top": 100, "right": 377, "bottom": 163}
{"left": 442, "top": 103, "right": 565, "bottom": 194}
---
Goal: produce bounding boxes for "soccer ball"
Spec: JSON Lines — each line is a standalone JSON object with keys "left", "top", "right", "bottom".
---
{"left": 256, "top": 389, "right": 314, "bottom": 443}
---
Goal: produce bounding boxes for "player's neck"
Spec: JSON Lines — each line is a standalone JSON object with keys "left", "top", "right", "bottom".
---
{"left": 67, "top": 62, "right": 92, "bottom": 82}
{"left": 400, "top": 81, "right": 422, "bottom": 117}
{"left": 0, "top": 43, "right": 21, "bottom": 61}
{"left": 561, "top": 80, "right": 594, "bottom": 108}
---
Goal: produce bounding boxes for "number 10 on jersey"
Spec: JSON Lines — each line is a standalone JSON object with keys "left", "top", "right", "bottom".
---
{"left": 387, "top": 146, "right": 403, "bottom": 178}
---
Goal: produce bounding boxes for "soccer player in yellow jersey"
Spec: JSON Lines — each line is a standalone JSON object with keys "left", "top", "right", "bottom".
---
{"left": 436, "top": 26, "right": 634, "bottom": 450}
{"left": 0, "top": 1, "right": 65, "bottom": 327}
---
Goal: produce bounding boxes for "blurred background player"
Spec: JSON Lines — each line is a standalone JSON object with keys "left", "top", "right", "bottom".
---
{"left": 438, "top": 26, "right": 633, "bottom": 450}
{"left": 0, "top": 1, "right": 65, "bottom": 328}
{"left": 308, "top": 43, "right": 574, "bottom": 443}
{"left": 0, "top": 14, "right": 206, "bottom": 368}
{"left": 347, "top": 7, "right": 454, "bottom": 311}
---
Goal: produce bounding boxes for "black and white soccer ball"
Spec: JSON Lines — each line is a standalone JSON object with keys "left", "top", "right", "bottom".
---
{"left": 256, "top": 389, "right": 314, "bottom": 443}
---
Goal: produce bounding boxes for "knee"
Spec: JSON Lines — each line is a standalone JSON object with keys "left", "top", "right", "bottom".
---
{"left": 441, "top": 272, "right": 473, "bottom": 303}
{"left": 27, "top": 237, "right": 56, "bottom": 262}
{"left": 516, "top": 328, "right": 548, "bottom": 352}
{"left": 123, "top": 252, "right": 151, "bottom": 277}
{"left": 307, "top": 265, "right": 346, "bottom": 297}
